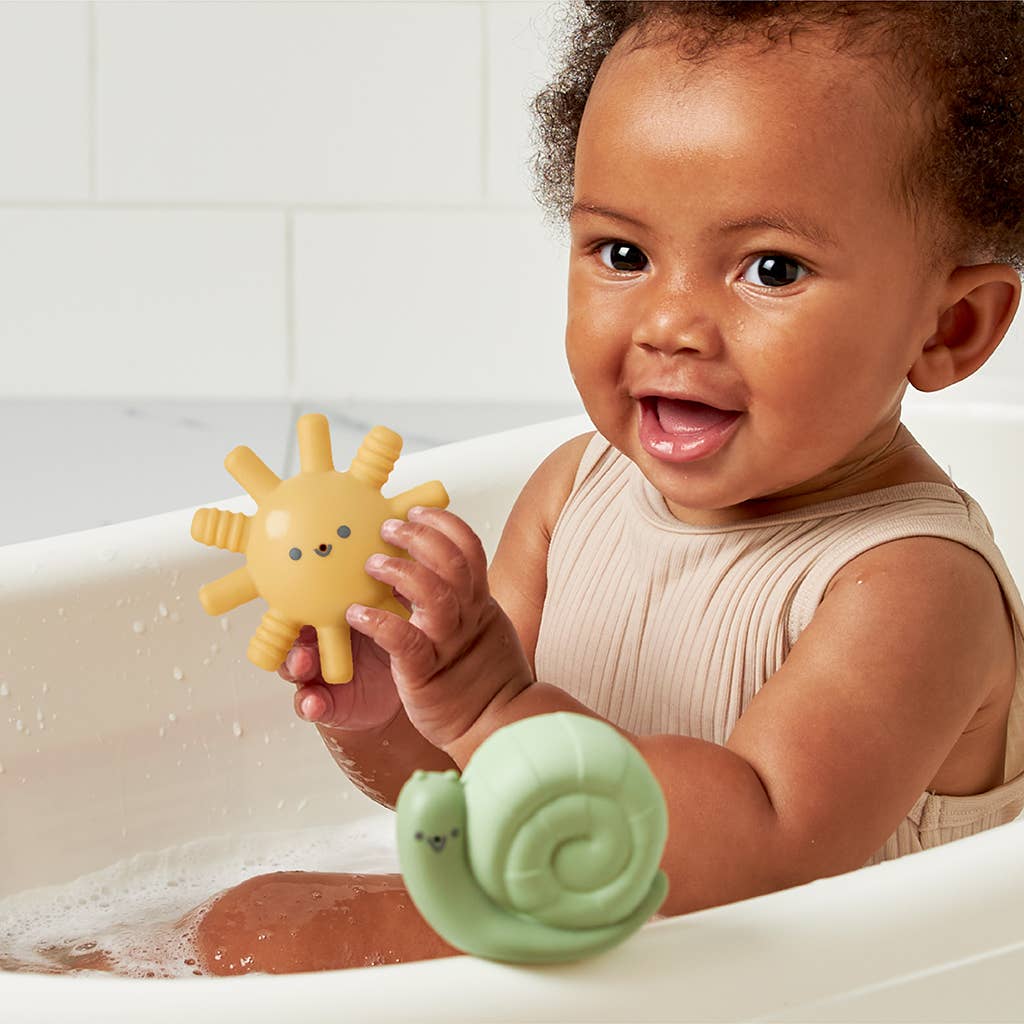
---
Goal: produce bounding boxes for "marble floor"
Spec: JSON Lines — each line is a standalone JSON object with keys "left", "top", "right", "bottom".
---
{"left": 0, "top": 397, "right": 583, "bottom": 548}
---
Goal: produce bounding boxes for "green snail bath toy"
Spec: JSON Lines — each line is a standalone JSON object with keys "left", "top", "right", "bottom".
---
{"left": 396, "top": 712, "right": 670, "bottom": 964}
{"left": 190, "top": 413, "right": 448, "bottom": 683}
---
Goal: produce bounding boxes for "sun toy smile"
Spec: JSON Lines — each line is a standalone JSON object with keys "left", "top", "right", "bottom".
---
{"left": 190, "top": 413, "right": 448, "bottom": 683}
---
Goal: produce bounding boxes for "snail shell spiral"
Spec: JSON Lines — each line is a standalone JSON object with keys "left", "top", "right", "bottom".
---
{"left": 396, "top": 712, "right": 669, "bottom": 964}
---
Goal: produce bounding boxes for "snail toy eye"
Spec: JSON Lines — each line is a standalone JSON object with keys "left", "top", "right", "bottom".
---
{"left": 289, "top": 548, "right": 302, "bottom": 561}
{"left": 337, "top": 525, "right": 351, "bottom": 538}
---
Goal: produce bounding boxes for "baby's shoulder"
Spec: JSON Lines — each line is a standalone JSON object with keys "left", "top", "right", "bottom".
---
{"left": 517, "top": 431, "right": 597, "bottom": 537}
{"left": 824, "top": 534, "right": 1014, "bottom": 697}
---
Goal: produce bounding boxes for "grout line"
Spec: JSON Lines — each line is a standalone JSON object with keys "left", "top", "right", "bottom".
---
{"left": 88, "top": 2, "right": 98, "bottom": 199}
{"left": 0, "top": 200, "right": 533, "bottom": 214}
{"left": 479, "top": 1, "right": 490, "bottom": 203}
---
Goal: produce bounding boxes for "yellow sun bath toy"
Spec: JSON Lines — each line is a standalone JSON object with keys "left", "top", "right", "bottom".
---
{"left": 190, "top": 413, "right": 448, "bottom": 684}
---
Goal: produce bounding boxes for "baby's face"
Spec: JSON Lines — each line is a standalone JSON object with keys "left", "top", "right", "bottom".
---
{"left": 567, "top": 28, "right": 947, "bottom": 523}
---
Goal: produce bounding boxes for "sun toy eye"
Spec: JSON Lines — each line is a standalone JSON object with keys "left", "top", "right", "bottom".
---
{"left": 337, "top": 525, "right": 351, "bottom": 538}
{"left": 289, "top": 547, "right": 302, "bottom": 561}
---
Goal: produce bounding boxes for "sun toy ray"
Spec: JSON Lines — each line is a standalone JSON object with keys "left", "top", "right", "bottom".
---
{"left": 190, "top": 413, "right": 448, "bottom": 684}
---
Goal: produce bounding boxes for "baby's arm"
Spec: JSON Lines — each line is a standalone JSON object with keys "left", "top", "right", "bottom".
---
{"left": 449, "top": 534, "right": 1013, "bottom": 917}
{"left": 280, "top": 628, "right": 457, "bottom": 810}
{"left": 355, "top": 469, "right": 1013, "bottom": 918}
{"left": 278, "top": 432, "right": 594, "bottom": 809}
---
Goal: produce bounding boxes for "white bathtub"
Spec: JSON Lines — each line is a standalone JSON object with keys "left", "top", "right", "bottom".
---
{"left": 2, "top": 408, "right": 1023, "bottom": 1022}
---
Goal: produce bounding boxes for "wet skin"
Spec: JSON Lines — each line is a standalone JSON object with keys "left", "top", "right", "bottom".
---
{"left": 194, "top": 872, "right": 458, "bottom": 975}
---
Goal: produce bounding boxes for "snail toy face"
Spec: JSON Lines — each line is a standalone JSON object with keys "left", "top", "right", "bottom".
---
{"left": 396, "top": 714, "right": 669, "bottom": 965}
{"left": 190, "top": 414, "right": 448, "bottom": 684}
{"left": 402, "top": 770, "right": 466, "bottom": 856}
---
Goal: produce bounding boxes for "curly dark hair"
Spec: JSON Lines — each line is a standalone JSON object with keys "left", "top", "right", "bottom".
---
{"left": 530, "top": 0, "right": 1024, "bottom": 276}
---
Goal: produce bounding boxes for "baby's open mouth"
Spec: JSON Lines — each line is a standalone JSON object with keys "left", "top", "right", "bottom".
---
{"left": 641, "top": 396, "right": 741, "bottom": 434}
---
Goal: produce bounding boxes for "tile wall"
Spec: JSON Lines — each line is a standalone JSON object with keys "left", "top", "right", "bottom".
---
{"left": 0, "top": 1, "right": 577, "bottom": 404}
{"left": 1, "top": 1, "right": 1022, "bottom": 407}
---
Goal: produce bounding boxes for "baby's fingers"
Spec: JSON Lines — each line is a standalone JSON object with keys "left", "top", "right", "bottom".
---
{"left": 380, "top": 509, "right": 483, "bottom": 606}
{"left": 277, "top": 625, "right": 321, "bottom": 684}
{"left": 293, "top": 682, "right": 333, "bottom": 724}
{"left": 346, "top": 604, "right": 436, "bottom": 684}
{"left": 364, "top": 555, "right": 460, "bottom": 643}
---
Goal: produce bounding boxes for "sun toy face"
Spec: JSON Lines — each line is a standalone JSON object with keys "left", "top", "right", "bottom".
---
{"left": 190, "top": 414, "right": 448, "bottom": 684}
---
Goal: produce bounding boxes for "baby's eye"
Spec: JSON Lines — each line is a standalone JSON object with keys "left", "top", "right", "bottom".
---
{"left": 596, "top": 240, "right": 649, "bottom": 273}
{"left": 742, "top": 254, "right": 808, "bottom": 289}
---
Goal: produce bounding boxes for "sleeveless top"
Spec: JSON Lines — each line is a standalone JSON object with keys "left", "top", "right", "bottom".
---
{"left": 534, "top": 432, "right": 1024, "bottom": 866}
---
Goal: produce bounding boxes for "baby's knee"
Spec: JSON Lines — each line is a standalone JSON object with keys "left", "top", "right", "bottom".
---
{"left": 194, "top": 870, "right": 455, "bottom": 975}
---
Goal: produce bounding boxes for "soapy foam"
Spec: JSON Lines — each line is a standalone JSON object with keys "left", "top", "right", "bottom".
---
{"left": 0, "top": 815, "right": 398, "bottom": 979}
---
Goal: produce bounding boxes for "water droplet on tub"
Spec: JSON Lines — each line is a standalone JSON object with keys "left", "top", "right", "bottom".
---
{"left": 132, "top": 621, "right": 145, "bottom": 635}
{"left": 0, "top": 683, "right": 9, "bottom": 698}
{"left": 15, "top": 720, "right": 24, "bottom": 732}
{"left": 100, "top": 549, "right": 116, "bottom": 562}
{"left": 41, "top": 682, "right": 48, "bottom": 695}
{"left": 232, "top": 721, "right": 243, "bottom": 739}
{"left": 158, "top": 727, "right": 165, "bottom": 738}
{"left": 210, "top": 642, "right": 219, "bottom": 656}
{"left": 168, "top": 713, "right": 177, "bottom": 724}
{"left": 220, "top": 617, "right": 230, "bottom": 632}
{"left": 172, "top": 667, "right": 184, "bottom": 681}
{"left": 158, "top": 602, "right": 169, "bottom": 618}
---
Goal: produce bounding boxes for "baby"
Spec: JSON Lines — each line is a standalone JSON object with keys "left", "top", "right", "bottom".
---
{"left": 195, "top": 0, "right": 1024, "bottom": 974}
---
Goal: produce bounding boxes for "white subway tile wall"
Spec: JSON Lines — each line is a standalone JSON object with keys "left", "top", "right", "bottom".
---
{"left": 0, "top": 2, "right": 90, "bottom": 200}
{"left": 0, "top": 209, "right": 287, "bottom": 397}
{"left": 294, "top": 209, "right": 572, "bottom": 402}
{"left": 0, "top": 0, "right": 572, "bottom": 402}
{"left": 1, "top": 1, "right": 1022, "bottom": 405}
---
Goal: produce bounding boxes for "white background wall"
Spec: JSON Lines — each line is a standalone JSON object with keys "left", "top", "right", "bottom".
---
{"left": 1, "top": 0, "right": 1022, "bottom": 407}
{"left": 0, "top": 0, "right": 576, "bottom": 404}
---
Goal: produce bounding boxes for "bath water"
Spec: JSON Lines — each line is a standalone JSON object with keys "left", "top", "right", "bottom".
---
{"left": 0, "top": 814, "right": 398, "bottom": 979}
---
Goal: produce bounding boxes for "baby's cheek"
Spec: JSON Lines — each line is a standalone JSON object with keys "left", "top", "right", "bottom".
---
{"left": 193, "top": 870, "right": 456, "bottom": 974}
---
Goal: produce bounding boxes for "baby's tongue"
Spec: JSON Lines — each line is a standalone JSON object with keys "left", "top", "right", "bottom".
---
{"left": 655, "top": 398, "right": 735, "bottom": 434}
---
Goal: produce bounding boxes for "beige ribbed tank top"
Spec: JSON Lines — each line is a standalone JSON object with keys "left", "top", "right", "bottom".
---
{"left": 535, "top": 432, "right": 1024, "bottom": 866}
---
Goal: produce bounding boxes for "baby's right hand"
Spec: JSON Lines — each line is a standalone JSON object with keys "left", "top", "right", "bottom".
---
{"left": 277, "top": 624, "right": 402, "bottom": 731}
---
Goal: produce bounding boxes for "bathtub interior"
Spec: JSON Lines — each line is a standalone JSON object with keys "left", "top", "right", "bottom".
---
{"left": 2, "top": 406, "right": 1024, "bottom": 1021}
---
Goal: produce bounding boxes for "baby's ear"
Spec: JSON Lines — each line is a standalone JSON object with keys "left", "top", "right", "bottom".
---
{"left": 907, "top": 263, "right": 1021, "bottom": 392}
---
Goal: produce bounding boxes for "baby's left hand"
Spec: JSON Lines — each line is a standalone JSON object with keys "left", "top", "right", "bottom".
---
{"left": 346, "top": 506, "right": 533, "bottom": 757}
